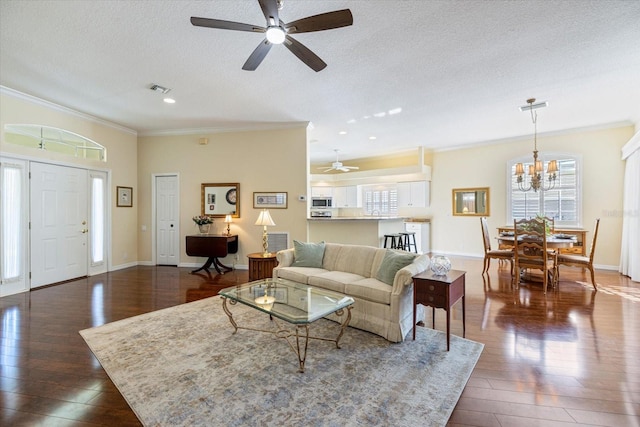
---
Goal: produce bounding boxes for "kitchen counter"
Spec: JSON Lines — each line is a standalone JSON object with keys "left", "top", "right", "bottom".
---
{"left": 308, "top": 217, "right": 407, "bottom": 247}
{"left": 308, "top": 216, "right": 407, "bottom": 221}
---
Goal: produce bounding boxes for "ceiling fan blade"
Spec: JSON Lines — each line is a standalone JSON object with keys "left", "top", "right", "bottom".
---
{"left": 344, "top": 166, "right": 359, "bottom": 170}
{"left": 283, "top": 35, "right": 327, "bottom": 72}
{"left": 320, "top": 167, "right": 334, "bottom": 172}
{"left": 285, "top": 9, "right": 353, "bottom": 34}
{"left": 190, "top": 17, "right": 265, "bottom": 33}
{"left": 259, "top": 0, "right": 280, "bottom": 25}
{"left": 242, "top": 39, "right": 273, "bottom": 71}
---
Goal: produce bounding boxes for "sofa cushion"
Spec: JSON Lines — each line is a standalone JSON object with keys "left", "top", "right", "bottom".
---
{"left": 347, "top": 277, "right": 392, "bottom": 305}
{"left": 276, "top": 267, "right": 328, "bottom": 284}
{"left": 308, "top": 271, "right": 365, "bottom": 294}
{"left": 291, "top": 240, "right": 325, "bottom": 268}
{"left": 375, "top": 250, "right": 417, "bottom": 285}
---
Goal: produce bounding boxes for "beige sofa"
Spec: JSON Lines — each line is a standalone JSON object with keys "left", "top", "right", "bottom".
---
{"left": 273, "top": 243, "right": 430, "bottom": 342}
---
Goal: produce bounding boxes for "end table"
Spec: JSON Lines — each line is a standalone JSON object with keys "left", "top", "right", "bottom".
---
{"left": 247, "top": 252, "right": 278, "bottom": 281}
{"left": 412, "top": 269, "right": 466, "bottom": 351}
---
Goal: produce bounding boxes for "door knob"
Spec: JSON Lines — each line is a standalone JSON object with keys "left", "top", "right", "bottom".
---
{"left": 81, "top": 229, "right": 88, "bottom": 234}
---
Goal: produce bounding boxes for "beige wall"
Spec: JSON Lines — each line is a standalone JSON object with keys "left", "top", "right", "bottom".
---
{"left": 137, "top": 127, "right": 308, "bottom": 266}
{"left": 2, "top": 89, "right": 632, "bottom": 272}
{"left": 430, "top": 125, "right": 633, "bottom": 268}
{"left": 0, "top": 90, "right": 139, "bottom": 269}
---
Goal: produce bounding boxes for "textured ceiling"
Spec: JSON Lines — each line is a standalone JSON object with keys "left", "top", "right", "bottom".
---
{"left": 1, "top": 0, "right": 639, "bottom": 163}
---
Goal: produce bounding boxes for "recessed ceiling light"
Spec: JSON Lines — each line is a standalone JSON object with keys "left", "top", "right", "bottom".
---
{"left": 388, "top": 107, "right": 402, "bottom": 115}
{"left": 369, "top": 136, "right": 377, "bottom": 140}
{"left": 373, "top": 112, "right": 386, "bottom": 118}
{"left": 347, "top": 119, "right": 356, "bottom": 124}
{"left": 363, "top": 115, "right": 370, "bottom": 119}
{"left": 163, "top": 98, "right": 176, "bottom": 104}
{"left": 339, "top": 131, "right": 347, "bottom": 135}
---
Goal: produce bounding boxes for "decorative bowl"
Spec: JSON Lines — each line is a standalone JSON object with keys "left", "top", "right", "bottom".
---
{"left": 430, "top": 255, "right": 451, "bottom": 276}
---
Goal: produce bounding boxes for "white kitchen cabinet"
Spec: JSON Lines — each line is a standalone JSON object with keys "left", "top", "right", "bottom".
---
{"left": 397, "top": 181, "right": 429, "bottom": 208}
{"left": 333, "top": 185, "right": 359, "bottom": 208}
{"left": 311, "top": 186, "right": 333, "bottom": 198}
{"left": 405, "top": 221, "right": 430, "bottom": 254}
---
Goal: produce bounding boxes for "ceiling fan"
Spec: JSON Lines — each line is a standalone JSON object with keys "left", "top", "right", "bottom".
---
{"left": 319, "top": 149, "right": 360, "bottom": 173}
{"left": 190, "top": 0, "right": 353, "bottom": 72}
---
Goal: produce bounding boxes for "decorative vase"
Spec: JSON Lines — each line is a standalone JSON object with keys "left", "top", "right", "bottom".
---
{"left": 430, "top": 255, "right": 451, "bottom": 276}
{"left": 198, "top": 224, "right": 210, "bottom": 234}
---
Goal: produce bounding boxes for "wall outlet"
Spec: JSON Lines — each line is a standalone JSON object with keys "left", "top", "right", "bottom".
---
{"left": 298, "top": 195, "right": 307, "bottom": 201}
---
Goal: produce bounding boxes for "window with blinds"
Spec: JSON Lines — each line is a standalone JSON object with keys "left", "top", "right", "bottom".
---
{"left": 362, "top": 184, "right": 398, "bottom": 215}
{"left": 508, "top": 156, "right": 580, "bottom": 227}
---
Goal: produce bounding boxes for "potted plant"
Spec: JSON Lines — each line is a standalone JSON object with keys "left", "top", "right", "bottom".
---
{"left": 193, "top": 215, "right": 213, "bottom": 234}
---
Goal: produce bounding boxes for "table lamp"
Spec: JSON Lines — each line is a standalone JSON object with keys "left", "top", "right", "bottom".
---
{"left": 255, "top": 209, "right": 275, "bottom": 257}
{"left": 224, "top": 214, "right": 232, "bottom": 235}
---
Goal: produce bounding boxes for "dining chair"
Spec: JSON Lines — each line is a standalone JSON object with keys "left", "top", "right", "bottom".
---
{"left": 540, "top": 216, "right": 555, "bottom": 234}
{"left": 557, "top": 218, "right": 600, "bottom": 291}
{"left": 480, "top": 217, "right": 513, "bottom": 274}
{"left": 513, "top": 218, "right": 557, "bottom": 294}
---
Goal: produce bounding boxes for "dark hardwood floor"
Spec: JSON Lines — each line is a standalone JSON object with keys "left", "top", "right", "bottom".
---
{"left": 1, "top": 258, "right": 638, "bottom": 426}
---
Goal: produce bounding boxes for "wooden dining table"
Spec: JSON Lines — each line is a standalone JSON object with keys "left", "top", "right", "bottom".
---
{"left": 496, "top": 233, "right": 577, "bottom": 249}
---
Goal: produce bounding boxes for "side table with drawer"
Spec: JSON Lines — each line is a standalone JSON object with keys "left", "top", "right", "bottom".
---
{"left": 412, "top": 269, "right": 466, "bottom": 351}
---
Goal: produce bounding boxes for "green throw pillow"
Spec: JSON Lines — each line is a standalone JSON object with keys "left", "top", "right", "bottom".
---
{"left": 376, "top": 250, "right": 416, "bottom": 285}
{"left": 291, "top": 240, "right": 326, "bottom": 268}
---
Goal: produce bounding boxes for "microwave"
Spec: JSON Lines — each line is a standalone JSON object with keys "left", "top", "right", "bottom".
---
{"left": 311, "top": 197, "right": 332, "bottom": 208}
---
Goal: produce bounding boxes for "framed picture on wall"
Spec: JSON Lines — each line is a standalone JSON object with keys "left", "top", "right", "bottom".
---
{"left": 253, "top": 192, "right": 288, "bottom": 209}
{"left": 116, "top": 186, "right": 133, "bottom": 207}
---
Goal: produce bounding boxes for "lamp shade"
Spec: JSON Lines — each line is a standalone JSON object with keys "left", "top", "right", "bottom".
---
{"left": 546, "top": 160, "right": 558, "bottom": 174}
{"left": 255, "top": 209, "right": 275, "bottom": 227}
{"left": 224, "top": 214, "right": 232, "bottom": 223}
{"left": 515, "top": 163, "right": 525, "bottom": 176}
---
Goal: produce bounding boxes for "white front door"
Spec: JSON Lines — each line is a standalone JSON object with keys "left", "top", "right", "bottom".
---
{"left": 30, "top": 162, "right": 88, "bottom": 287}
{"left": 156, "top": 175, "right": 179, "bottom": 266}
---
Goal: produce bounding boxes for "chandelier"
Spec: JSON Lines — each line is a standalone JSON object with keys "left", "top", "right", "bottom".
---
{"left": 514, "top": 98, "right": 558, "bottom": 192}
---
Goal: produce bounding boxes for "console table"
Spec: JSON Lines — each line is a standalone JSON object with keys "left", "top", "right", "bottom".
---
{"left": 412, "top": 269, "right": 466, "bottom": 351}
{"left": 186, "top": 234, "right": 238, "bottom": 274}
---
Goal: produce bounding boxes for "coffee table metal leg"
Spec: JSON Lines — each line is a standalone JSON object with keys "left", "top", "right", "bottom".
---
{"left": 334, "top": 306, "right": 352, "bottom": 349}
{"left": 221, "top": 297, "right": 238, "bottom": 333}
{"left": 294, "top": 325, "right": 309, "bottom": 373}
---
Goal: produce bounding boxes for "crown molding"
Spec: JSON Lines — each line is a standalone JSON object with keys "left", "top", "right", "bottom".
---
{"left": 138, "top": 121, "right": 307, "bottom": 137}
{"left": 434, "top": 120, "right": 635, "bottom": 153}
{"left": 0, "top": 86, "right": 137, "bottom": 136}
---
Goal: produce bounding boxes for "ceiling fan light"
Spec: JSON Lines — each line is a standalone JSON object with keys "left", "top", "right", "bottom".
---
{"left": 266, "top": 27, "right": 285, "bottom": 44}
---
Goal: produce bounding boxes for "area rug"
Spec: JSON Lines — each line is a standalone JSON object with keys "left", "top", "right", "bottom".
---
{"left": 80, "top": 296, "right": 483, "bottom": 427}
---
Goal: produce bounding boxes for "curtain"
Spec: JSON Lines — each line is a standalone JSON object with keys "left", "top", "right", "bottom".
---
{"left": 619, "top": 131, "right": 640, "bottom": 282}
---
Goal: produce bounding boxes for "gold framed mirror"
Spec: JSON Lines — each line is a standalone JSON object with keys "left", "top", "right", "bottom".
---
{"left": 452, "top": 187, "right": 490, "bottom": 216}
{"left": 201, "top": 183, "right": 240, "bottom": 218}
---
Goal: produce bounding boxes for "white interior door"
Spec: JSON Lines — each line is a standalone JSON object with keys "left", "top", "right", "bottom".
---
{"left": 30, "top": 163, "right": 88, "bottom": 287}
{"left": 156, "top": 175, "right": 179, "bottom": 266}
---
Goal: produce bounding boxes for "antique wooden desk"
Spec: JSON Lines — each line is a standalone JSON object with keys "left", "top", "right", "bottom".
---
{"left": 185, "top": 234, "right": 238, "bottom": 274}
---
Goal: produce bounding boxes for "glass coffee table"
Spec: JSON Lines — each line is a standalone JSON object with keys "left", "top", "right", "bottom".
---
{"left": 219, "top": 278, "right": 354, "bottom": 372}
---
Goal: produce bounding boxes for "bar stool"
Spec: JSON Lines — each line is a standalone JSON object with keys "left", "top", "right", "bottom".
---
{"left": 399, "top": 232, "right": 418, "bottom": 253}
{"left": 383, "top": 234, "right": 403, "bottom": 249}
